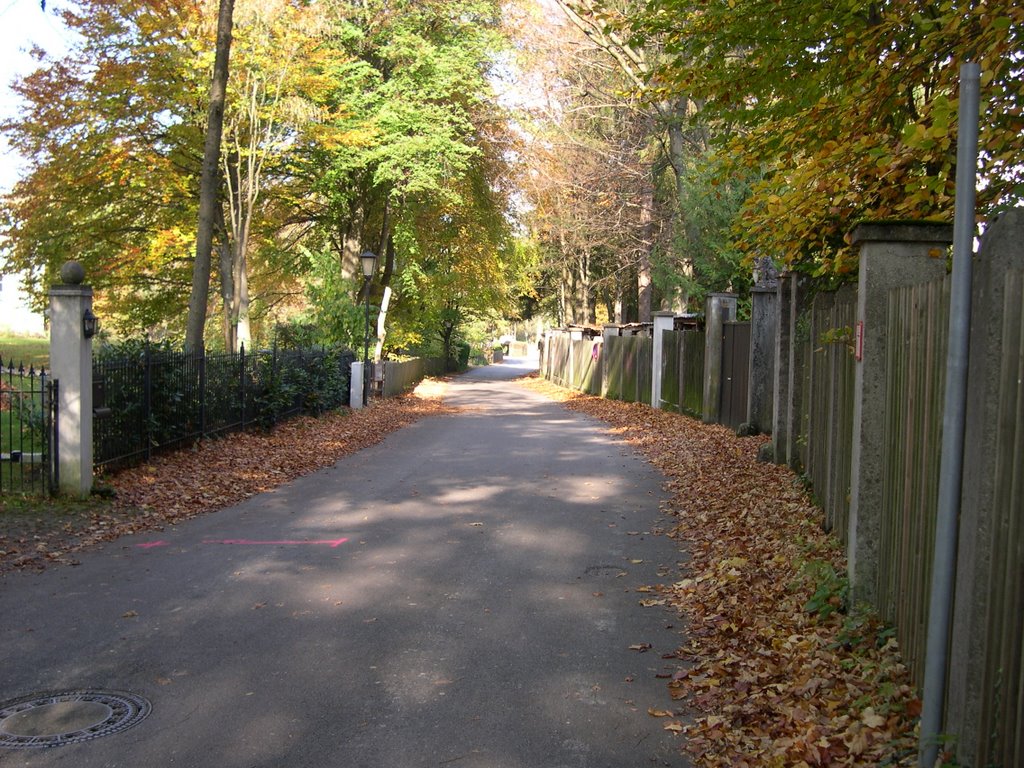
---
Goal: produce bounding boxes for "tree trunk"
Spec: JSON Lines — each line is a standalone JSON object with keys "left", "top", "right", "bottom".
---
{"left": 218, "top": 238, "right": 234, "bottom": 351}
{"left": 638, "top": 183, "right": 654, "bottom": 323}
{"left": 233, "top": 240, "right": 250, "bottom": 351}
{"left": 185, "top": 0, "right": 234, "bottom": 352}
{"left": 373, "top": 286, "right": 392, "bottom": 362}
{"left": 341, "top": 197, "right": 365, "bottom": 281}
{"left": 577, "top": 249, "right": 592, "bottom": 324}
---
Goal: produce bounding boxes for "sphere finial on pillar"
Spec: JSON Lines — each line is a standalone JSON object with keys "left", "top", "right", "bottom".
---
{"left": 60, "top": 261, "right": 86, "bottom": 285}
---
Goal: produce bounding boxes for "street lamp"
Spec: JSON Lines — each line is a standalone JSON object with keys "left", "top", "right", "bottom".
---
{"left": 360, "top": 251, "right": 377, "bottom": 406}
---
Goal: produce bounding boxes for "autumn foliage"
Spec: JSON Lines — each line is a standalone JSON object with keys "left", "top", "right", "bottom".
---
{"left": 521, "top": 375, "right": 920, "bottom": 767}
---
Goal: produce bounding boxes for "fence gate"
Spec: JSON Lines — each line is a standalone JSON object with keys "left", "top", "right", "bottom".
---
{"left": 720, "top": 322, "right": 751, "bottom": 430}
{"left": 1, "top": 359, "right": 58, "bottom": 496}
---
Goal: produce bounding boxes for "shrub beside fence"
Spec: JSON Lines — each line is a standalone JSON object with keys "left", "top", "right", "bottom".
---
{"left": 93, "top": 343, "right": 355, "bottom": 470}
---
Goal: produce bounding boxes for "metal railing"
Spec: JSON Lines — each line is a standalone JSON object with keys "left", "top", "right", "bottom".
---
{"left": 93, "top": 344, "right": 355, "bottom": 470}
{"left": 0, "top": 358, "right": 57, "bottom": 495}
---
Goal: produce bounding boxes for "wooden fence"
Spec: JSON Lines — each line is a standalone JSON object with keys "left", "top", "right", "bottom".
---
{"left": 378, "top": 357, "right": 444, "bottom": 398}
{"left": 659, "top": 329, "right": 705, "bottom": 418}
{"left": 967, "top": 266, "right": 1024, "bottom": 767}
{"left": 603, "top": 335, "right": 652, "bottom": 405}
{"left": 539, "top": 214, "right": 1024, "bottom": 767}
{"left": 800, "top": 287, "right": 857, "bottom": 543}
{"left": 879, "top": 275, "right": 950, "bottom": 685}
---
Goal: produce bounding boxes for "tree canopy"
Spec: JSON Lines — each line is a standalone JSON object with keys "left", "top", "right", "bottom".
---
{"left": 2, "top": 0, "right": 1020, "bottom": 345}
{"left": 2, "top": 0, "right": 523, "bottom": 355}
{"left": 630, "top": 0, "right": 1023, "bottom": 274}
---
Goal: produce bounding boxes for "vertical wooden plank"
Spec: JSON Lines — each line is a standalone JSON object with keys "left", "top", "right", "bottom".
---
{"left": 980, "top": 270, "right": 1024, "bottom": 767}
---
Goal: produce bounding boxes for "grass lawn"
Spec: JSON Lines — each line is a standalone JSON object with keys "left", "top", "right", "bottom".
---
{"left": 0, "top": 335, "right": 49, "bottom": 370}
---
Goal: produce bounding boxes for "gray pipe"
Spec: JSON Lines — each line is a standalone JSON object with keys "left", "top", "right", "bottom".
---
{"left": 918, "top": 62, "right": 981, "bottom": 768}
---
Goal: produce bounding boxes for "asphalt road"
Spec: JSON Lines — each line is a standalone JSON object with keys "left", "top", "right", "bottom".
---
{"left": 0, "top": 359, "right": 690, "bottom": 768}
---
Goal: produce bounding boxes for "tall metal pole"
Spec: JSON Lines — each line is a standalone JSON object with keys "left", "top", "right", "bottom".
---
{"left": 918, "top": 61, "right": 980, "bottom": 768}
{"left": 363, "top": 277, "right": 371, "bottom": 406}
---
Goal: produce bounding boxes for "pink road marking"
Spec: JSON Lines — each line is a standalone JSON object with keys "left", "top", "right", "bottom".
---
{"left": 136, "top": 538, "right": 348, "bottom": 549}
{"left": 202, "top": 538, "right": 349, "bottom": 548}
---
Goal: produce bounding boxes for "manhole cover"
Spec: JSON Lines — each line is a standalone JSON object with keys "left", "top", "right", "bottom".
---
{"left": 0, "top": 690, "right": 151, "bottom": 749}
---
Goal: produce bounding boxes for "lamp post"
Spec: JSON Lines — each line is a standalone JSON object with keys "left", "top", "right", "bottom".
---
{"left": 360, "top": 251, "right": 377, "bottom": 406}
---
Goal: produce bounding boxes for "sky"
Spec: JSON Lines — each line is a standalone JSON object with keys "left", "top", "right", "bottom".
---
{"left": 0, "top": 0, "right": 77, "bottom": 331}
{"left": 0, "top": 0, "right": 78, "bottom": 193}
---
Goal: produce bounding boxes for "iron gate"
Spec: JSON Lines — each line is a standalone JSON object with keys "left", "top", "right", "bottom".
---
{"left": 1, "top": 358, "right": 58, "bottom": 496}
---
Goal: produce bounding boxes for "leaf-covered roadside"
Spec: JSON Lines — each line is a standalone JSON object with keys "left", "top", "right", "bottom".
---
{"left": 520, "top": 375, "right": 920, "bottom": 767}
{"left": 0, "top": 381, "right": 454, "bottom": 575}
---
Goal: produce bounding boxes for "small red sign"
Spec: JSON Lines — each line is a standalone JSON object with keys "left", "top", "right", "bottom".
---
{"left": 856, "top": 321, "right": 864, "bottom": 361}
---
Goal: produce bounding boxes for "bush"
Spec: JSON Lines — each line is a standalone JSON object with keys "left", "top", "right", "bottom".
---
{"left": 92, "top": 338, "right": 356, "bottom": 468}
{"left": 452, "top": 341, "right": 471, "bottom": 372}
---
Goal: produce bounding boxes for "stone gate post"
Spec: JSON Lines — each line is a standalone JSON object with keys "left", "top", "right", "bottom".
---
{"left": 49, "top": 261, "right": 95, "bottom": 497}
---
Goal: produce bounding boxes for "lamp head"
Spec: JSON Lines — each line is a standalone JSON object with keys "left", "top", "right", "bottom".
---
{"left": 83, "top": 308, "right": 99, "bottom": 339}
{"left": 360, "top": 251, "right": 377, "bottom": 279}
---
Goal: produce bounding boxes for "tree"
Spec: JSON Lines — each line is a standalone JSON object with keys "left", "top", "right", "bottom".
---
{"left": 507, "top": 1, "right": 645, "bottom": 323}
{"left": 628, "top": 0, "right": 1024, "bottom": 274}
{"left": 185, "top": 0, "right": 233, "bottom": 352}
{"left": 2, "top": 0, "right": 526, "bottom": 353}
{"left": 293, "top": 0, "right": 520, "bottom": 356}
{"left": 2, "top": 0, "right": 207, "bottom": 330}
{"left": 509, "top": 0, "right": 749, "bottom": 323}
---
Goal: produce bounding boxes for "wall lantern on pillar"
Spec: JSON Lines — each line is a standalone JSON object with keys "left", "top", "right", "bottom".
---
{"left": 82, "top": 308, "right": 99, "bottom": 339}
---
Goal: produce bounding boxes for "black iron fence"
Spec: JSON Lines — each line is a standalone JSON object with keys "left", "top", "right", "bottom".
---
{"left": 93, "top": 343, "right": 356, "bottom": 470}
{"left": 0, "top": 358, "right": 57, "bottom": 495}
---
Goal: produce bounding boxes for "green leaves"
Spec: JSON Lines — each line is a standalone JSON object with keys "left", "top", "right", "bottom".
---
{"left": 2, "top": 0, "right": 520, "bottom": 353}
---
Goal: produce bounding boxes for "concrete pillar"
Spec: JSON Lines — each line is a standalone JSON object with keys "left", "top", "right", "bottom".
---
{"left": 847, "top": 221, "right": 952, "bottom": 605}
{"left": 350, "top": 361, "right": 365, "bottom": 409}
{"left": 771, "top": 273, "right": 795, "bottom": 461}
{"left": 947, "top": 208, "right": 1024, "bottom": 765}
{"left": 702, "top": 293, "right": 737, "bottom": 423}
{"left": 651, "top": 311, "right": 675, "bottom": 409}
{"left": 48, "top": 261, "right": 94, "bottom": 497}
{"left": 785, "top": 274, "right": 810, "bottom": 469}
{"left": 748, "top": 285, "right": 779, "bottom": 433}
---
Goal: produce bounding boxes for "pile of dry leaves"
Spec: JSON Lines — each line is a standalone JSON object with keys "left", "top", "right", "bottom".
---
{"left": 0, "top": 382, "right": 453, "bottom": 574}
{"left": 521, "top": 375, "right": 920, "bottom": 768}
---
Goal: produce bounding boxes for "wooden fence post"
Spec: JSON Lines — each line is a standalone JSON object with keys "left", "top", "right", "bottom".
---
{"left": 847, "top": 221, "right": 952, "bottom": 606}
{"left": 601, "top": 325, "right": 619, "bottom": 399}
